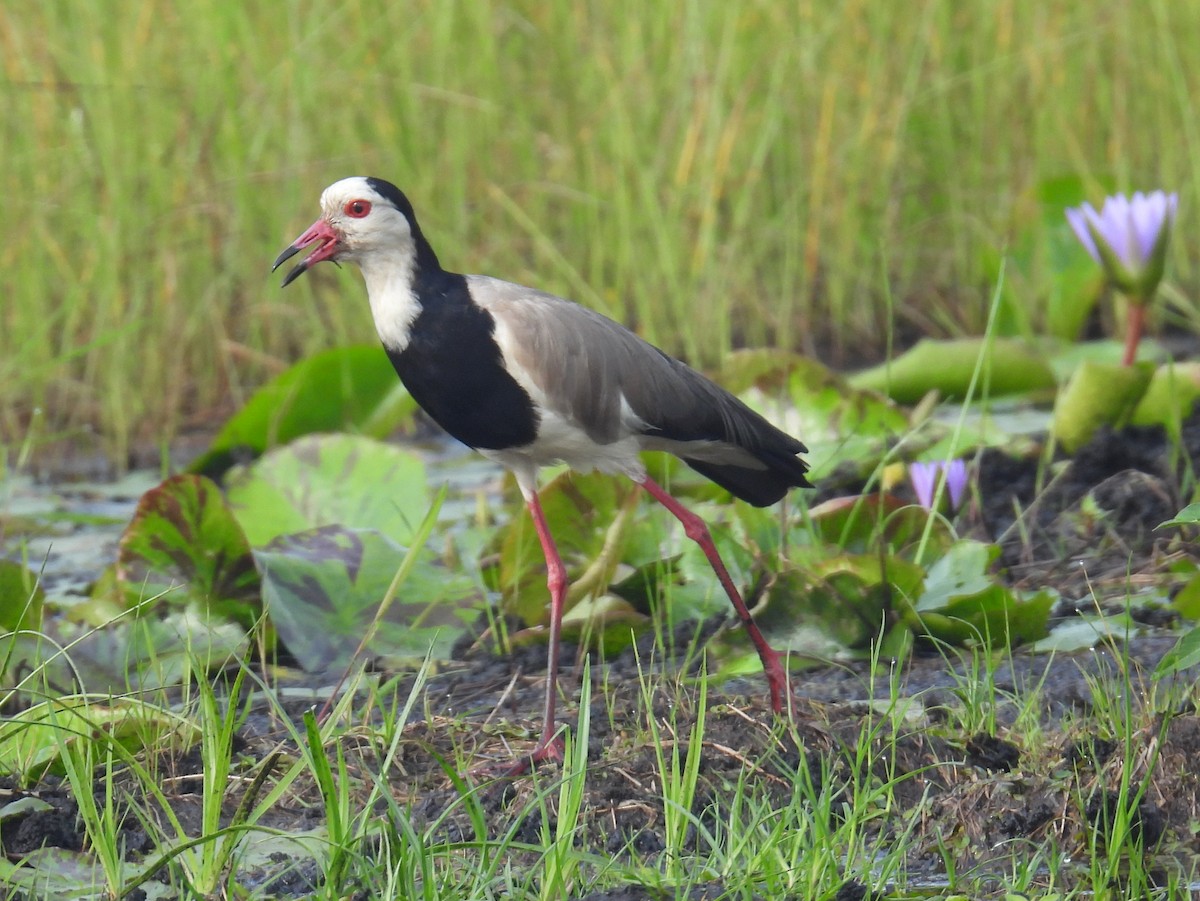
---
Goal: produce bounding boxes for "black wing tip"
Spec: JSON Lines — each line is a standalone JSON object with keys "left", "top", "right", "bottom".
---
{"left": 683, "top": 455, "right": 811, "bottom": 507}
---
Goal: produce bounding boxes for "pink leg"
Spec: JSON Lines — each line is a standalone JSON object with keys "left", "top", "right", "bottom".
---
{"left": 527, "top": 493, "right": 568, "bottom": 758}
{"left": 495, "top": 492, "right": 568, "bottom": 777}
{"left": 639, "top": 475, "right": 789, "bottom": 715}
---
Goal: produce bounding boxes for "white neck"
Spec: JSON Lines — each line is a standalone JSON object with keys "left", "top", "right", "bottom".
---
{"left": 360, "top": 251, "right": 422, "bottom": 353}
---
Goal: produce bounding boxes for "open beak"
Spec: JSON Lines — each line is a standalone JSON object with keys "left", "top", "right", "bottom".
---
{"left": 272, "top": 218, "right": 341, "bottom": 287}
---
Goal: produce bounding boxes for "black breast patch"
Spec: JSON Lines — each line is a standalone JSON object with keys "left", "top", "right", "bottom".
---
{"left": 385, "top": 276, "right": 539, "bottom": 451}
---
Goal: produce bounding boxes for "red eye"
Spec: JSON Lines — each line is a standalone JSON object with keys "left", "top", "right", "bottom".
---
{"left": 344, "top": 199, "right": 372, "bottom": 218}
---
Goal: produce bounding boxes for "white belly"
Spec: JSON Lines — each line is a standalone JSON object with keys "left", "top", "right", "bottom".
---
{"left": 479, "top": 409, "right": 647, "bottom": 485}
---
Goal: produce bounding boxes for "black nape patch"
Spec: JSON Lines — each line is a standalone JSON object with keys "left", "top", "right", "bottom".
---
{"left": 365, "top": 177, "right": 416, "bottom": 219}
{"left": 364, "top": 177, "right": 445, "bottom": 275}
{"left": 386, "top": 274, "right": 538, "bottom": 450}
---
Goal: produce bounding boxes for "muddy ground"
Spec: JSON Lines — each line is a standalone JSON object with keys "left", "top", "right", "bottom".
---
{"left": 5, "top": 415, "right": 1200, "bottom": 898}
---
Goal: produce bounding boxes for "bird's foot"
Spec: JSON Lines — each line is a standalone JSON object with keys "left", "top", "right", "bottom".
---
{"left": 761, "top": 650, "right": 795, "bottom": 718}
{"left": 474, "top": 732, "right": 565, "bottom": 783}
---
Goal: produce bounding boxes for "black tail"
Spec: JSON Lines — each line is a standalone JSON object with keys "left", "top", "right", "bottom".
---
{"left": 684, "top": 446, "right": 811, "bottom": 507}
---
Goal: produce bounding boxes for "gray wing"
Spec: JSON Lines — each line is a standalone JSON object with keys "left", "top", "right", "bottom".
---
{"left": 471, "top": 276, "right": 809, "bottom": 504}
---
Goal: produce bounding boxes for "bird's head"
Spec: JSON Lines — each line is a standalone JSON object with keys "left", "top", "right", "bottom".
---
{"left": 273, "top": 176, "right": 423, "bottom": 286}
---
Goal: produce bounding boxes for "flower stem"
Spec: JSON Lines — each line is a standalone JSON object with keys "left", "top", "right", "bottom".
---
{"left": 1123, "top": 302, "right": 1146, "bottom": 366}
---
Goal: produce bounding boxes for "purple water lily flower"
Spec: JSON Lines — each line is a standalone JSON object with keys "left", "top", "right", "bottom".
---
{"left": 910, "top": 459, "right": 968, "bottom": 512}
{"left": 1066, "top": 191, "right": 1177, "bottom": 291}
{"left": 1066, "top": 191, "right": 1178, "bottom": 366}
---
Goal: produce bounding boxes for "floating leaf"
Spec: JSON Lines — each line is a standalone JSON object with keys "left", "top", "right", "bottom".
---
{"left": 558, "top": 593, "right": 649, "bottom": 654}
{"left": 1, "top": 608, "right": 249, "bottom": 697}
{"left": 0, "top": 695, "right": 199, "bottom": 784}
{"left": 224, "top": 434, "right": 429, "bottom": 547}
{"left": 849, "top": 338, "right": 1057, "bottom": 405}
{"left": 254, "top": 525, "right": 476, "bottom": 671}
{"left": 808, "top": 494, "right": 955, "bottom": 557}
{"left": 940, "top": 585, "right": 1053, "bottom": 647}
{"left": 915, "top": 540, "right": 999, "bottom": 612}
{"left": 0, "top": 795, "right": 52, "bottom": 821}
{"left": 0, "top": 561, "right": 44, "bottom": 634}
{"left": 722, "top": 357, "right": 909, "bottom": 480}
{"left": 1169, "top": 563, "right": 1200, "bottom": 620}
{"left": 908, "top": 540, "right": 1052, "bottom": 646}
{"left": 190, "top": 344, "right": 417, "bottom": 477}
{"left": 1155, "top": 627, "right": 1200, "bottom": 677}
{"left": 117, "top": 475, "right": 260, "bottom": 629}
{"left": 765, "top": 554, "right": 922, "bottom": 652}
{"left": 1032, "top": 612, "right": 1133, "bottom": 653}
{"left": 1046, "top": 338, "right": 1166, "bottom": 381}
{"left": 0, "top": 847, "right": 129, "bottom": 899}
{"left": 489, "top": 471, "right": 630, "bottom": 625}
{"left": 707, "top": 552, "right": 922, "bottom": 679}
{"left": 1160, "top": 503, "right": 1200, "bottom": 530}
{"left": 1051, "top": 359, "right": 1154, "bottom": 453}
{"left": 1130, "top": 362, "right": 1200, "bottom": 428}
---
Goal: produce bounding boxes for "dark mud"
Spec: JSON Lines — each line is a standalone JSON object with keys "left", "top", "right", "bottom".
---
{"left": 6, "top": 415, "right": 1200, "bottom": 897}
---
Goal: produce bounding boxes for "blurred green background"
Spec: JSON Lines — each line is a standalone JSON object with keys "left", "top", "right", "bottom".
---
{"left": 2, "top": 1, "right": 1196, "bottom": 462}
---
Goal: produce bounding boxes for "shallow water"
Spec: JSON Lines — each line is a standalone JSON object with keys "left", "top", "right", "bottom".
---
{"left": 0, "top": 437, "right": 503, "bottom": 603}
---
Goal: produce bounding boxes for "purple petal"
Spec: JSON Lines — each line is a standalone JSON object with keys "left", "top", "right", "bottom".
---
{"left": 1067, "top": 191, "right": 1179, "bottom": 290}
{"left": 909, "top": 462, "right": 937, "bottom": 510}
{"left": 944, "top": 459, "right": 969, "bottom": 511}
{"left": 1097, "top": 195, "right": 1136, "bottom": 267}
{"left": 1066, "top": 205, "right": 1100, "bottom": 262}
{"left": 1129, "top": 191, "right": 1164, "bottom": 263}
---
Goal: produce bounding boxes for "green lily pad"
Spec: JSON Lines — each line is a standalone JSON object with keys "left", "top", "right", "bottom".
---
{"left": 116, "top": 475, "right": 261, "bottom": 629}
{"left": 914, "top": 540, "right": 999, "bottom": 612}
{"left": 0, "top": 561, "right": 44, "bottom": 634}
{"left": 766, "top": 554, "right": 923, "bottom": 652}
{"left": 1155, "top": 627, "right": 1200, "bottom": 677}
{"left": 849, "top": 338, "right": 1057, "bottom": 405}
{"left": 808, "top": 493, "right": 955, "bottom": 557}
{"left": 224, "top": 433, "right": 429, "bottom": 547}
{"left": 1129, "top": 362, "right": 1200, "bottom": 428}
{"left": 254, "top": 525, "right": 476, "bottom": 670}
{"left": 706, "top": 551, "right": 921, "bottom": 679}
{"left": 489, "top": 472, "right": 632, "bottom": 625}
{"left": 3, "top": 604, "right": 249, "bottom": 700}
{"left": 189, "top": 344, "right": 417, "bottom": 477}
{"left": 1160, "top": 503, "right": 1200, "bottom": 530}
{"left": 0, "top": 695, "right": 200, "bottom": 784}
{"left": 558, "top": 593, "right": 649, "bottom": 654}
{"left": 0, "top": 795, "right": 52, "bottom": 821}
{"left": 908, "top": 540, "right": 1052, "bottom": 646}
{"left": 1032, "top": 612, "right": 1133, "bottom": 654}
{"left": 725, "top": 357, "right": 909, "bottom": 480}
{"left": 713, "top": 349, "right": 912, "bottom": 479}
{"left": 1051, "top": 359, "right": 1154, "bottom": 453}
{"left": 0, "top": 847, "right": 143, "bottom": 899}
{"left": 80, "top": 608, "right": 249, "bottom": 692}
{"left": 1046, "top": 338, "right": 1167, "bottom": 381}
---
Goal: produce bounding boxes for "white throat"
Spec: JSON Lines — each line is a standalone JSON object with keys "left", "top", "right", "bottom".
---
{"left": 360, "top": 250, "right": 422, "bottom": 352}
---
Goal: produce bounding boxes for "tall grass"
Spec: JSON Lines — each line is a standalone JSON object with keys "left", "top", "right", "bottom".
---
{"left": 2, "top": 1, "right": 1198, "bottom": 459}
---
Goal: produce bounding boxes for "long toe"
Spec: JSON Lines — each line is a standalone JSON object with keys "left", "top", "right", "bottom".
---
{"left": 473, "top": 734, "right": 566, "bottom": 783}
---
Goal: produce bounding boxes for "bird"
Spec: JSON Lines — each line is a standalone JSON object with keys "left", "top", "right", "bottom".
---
{"left": 273, "top": 177, "right": 810, "bottom": 771}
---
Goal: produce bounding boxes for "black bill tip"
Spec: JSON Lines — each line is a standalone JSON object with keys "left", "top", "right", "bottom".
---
{"left": 272, "top": 243, "right": 302, "bottom": 273}
{"left": 279, "top": 260, "right": 309, "bottom": 288}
